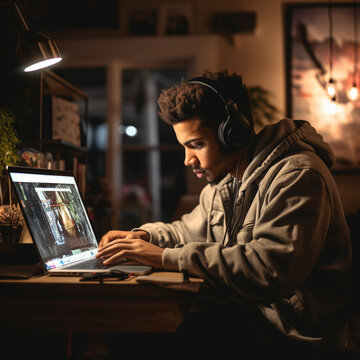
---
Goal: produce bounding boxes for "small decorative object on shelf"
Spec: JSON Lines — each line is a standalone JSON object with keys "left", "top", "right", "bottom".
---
{"left": 0, "top": 144, "right": 24, "bottom": 243}
{"left": 158, "top": 4, "right": 192, "bottom": 36}
{"left": 19, "top": 147, "right": 45, "bottom": 168}
{"left": 128, "top": 9, "right": 157, "bottom": 36}
{"left": 0, "top": 205, "right": 24, "bottom": 243}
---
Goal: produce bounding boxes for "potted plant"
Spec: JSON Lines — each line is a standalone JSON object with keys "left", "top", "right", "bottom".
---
{"left": 0, "top": 107, "right": 20, "bottom": 176}
{"left": 0, "top": 106, "right": 23, "bottom": 243}
{"left": 248, "top": 85, "right": 282, "bottom": 132}
{"left": 0, "top": 204, "right": 24, "bottom": 243}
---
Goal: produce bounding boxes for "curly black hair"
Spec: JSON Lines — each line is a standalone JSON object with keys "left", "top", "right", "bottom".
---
{"left": 157, "top": 70, "right": 253, "bottom": 131}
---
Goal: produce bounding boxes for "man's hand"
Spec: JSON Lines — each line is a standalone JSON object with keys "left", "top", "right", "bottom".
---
{"left": 96, "top": 230, "right": 163, "bottom": 268}
{"left": 99, "top": 230, "right": 150, "bottom": 247}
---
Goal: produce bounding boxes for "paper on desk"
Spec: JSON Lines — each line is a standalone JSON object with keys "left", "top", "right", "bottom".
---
{"left": 136, "top": 272, "right": 202, "bottom": 292}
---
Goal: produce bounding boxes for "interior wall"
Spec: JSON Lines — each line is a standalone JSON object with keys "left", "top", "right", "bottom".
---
{"left": 51, "top": 0, "right": 359, "bottom": 215}
{"left": 212, "top": 0, "right": 359, "bottom": 215}
{"left": 196, "top": 0, "right": 360, "bottom": 215}
{"left": 116, "top": 0, "right": 352, "bottom": 114}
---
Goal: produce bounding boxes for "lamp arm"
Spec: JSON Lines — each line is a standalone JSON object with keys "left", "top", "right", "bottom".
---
{"left": 0, "top": 2, "right": 26, "bottom": 30}
{"left": 11, "top": 2, "right": 30, "bottom": 32}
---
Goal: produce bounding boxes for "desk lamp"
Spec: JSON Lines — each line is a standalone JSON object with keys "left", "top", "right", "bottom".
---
{"left": 11, "top": 2, "right": 62, "bottom": 72}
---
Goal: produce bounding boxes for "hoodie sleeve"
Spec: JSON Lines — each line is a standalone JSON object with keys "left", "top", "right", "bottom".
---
{"left": 162, "top": 166, "right": 336, "bottom": 302}
{"left": 138, "top": 184, "right": 213, "bottom": 249}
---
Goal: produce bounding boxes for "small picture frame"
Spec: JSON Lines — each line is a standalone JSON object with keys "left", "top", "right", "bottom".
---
{"left": 43, "top": 96, "right": 81, "bottom": 147}
{"left": 158, "top": 4, "right": 192, "bottom": 36}
{"left": 128, "top": 9, "right": 157, "bottom": 36}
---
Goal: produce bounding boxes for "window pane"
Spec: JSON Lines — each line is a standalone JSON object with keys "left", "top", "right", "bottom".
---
{"left": 122, "top": 69, "right": 186, "bottom": 145}
{"left": 160, "top": 150, "right": 187, "bottom": 222}
{"left": 121, "top": 68, "right": 188, "bottom": 222}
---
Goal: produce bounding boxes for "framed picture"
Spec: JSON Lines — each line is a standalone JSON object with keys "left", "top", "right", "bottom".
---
{"left": 285, "top": 3, "right": 360, "bottom": 169}
{"left": 51, "top": 96, "right": 81, "bottom": 146}
{"left": 43, "top": 96, "right": 81, "bottom": 147}
{"left": 128, "top": 9, "right": 157, "bottom": 36}
{"left": 158, "top": 4, "right": 192, "bottom": 35}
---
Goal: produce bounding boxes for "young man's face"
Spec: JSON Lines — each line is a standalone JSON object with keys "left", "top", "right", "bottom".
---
{"left": 173, "top": 117, "right": 236, "bottom": 183}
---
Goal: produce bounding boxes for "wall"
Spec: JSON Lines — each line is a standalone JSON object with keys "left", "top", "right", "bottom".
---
{"left": 333, "top": 172, "right": 360, "bottom": 215}
{"left": 51, "top": 0, "right": 359, "bottom": 215}
{"left": 115, "top": 0, "right": 352, "bottom": 114}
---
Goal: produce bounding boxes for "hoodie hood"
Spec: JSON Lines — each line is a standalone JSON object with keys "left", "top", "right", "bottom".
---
{"left": 241, "top": 118, "right": 335, "bottom": 189}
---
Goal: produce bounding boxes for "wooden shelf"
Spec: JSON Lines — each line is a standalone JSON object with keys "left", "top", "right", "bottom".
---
{"left": 30, "top": 139, "right": 87, "bottom": 158}
{"left": 42, "top": 69, "right": 88, "bottom": 101}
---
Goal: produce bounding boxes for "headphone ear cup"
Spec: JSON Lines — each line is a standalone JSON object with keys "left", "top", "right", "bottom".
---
{"left": 217, "top": 117, "right": 230, "bottom": 148}
{"left": 218, "top": 111, "right": 251, "bottom": 151}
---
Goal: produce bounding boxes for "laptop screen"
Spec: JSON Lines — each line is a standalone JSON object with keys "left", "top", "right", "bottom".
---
{"left": 8, "top": 167, "right": 98, "bottom": 270}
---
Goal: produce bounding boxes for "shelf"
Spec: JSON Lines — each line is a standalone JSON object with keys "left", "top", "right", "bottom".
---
{"left": 42, "top": 69, "right": 88, "bottom": 101}
{"left": 38, "top": 70, "right": 89, "bottom": 165}
{"left": 30, "top": 139, "right": 87, "bottom": 158}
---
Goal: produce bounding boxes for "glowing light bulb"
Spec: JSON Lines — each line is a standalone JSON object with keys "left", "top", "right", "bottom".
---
{"left": 323, "top": 97, "right": 337, "bottom": 115}
{"left": 24, "top": 58, "right": 62, "bottom": 72}
{"left": 126, "top": 126, "right": 137, "bottom": 137}
{"left": 328, "top": 97, "right": 337, "bottom": 115}
{"left": 327, "top": 79, "right": 336, "bottom": 97}
{"left": 348, "top": 83, "right": 359, "bottom": 101}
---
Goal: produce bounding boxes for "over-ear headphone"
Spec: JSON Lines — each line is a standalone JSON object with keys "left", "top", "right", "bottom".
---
{"left": 188, "top": 76, "right": 251, "bottom": 152}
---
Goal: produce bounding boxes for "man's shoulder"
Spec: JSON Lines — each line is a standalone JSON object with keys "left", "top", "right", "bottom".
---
{"left": 260, "top": 151, "right": 332, "bottom": 186}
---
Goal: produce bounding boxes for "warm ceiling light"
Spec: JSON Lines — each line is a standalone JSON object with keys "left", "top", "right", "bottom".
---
{"left": 348, "top": 0, "right": 359, "bottom": 101}
{"left": 327, "top": 1, "right": 336, "bottom": 99}
{"left": 348, "top": 83, "right": 359, "bottom": 101}
{"left": 327, "top": 78, "right": 336, "bottom": 97}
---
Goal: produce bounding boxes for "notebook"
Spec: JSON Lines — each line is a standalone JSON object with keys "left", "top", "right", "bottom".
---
{"left": 7, "top": 166, "right": 152, "bottom": 276}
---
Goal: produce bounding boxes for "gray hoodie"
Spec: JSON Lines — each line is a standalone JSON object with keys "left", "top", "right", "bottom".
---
{"left": 139, "top": 118, "right": 352, "bottom": 349}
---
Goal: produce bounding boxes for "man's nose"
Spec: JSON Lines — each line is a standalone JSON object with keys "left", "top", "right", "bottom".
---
{"left": 184, "top": 149, "right": 198, "bottom": 167}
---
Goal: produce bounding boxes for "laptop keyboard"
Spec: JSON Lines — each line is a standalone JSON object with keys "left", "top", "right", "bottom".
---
{"left": 69, "top": 257, "right": 110, "bottom": 270}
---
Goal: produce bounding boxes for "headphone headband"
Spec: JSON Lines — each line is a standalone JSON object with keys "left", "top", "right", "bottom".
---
{"left": 187, "top": 76, "right": 251, "bottom": 152}
{"left": 188, "top": 77, "right": 242, "bottom": 116}
{"left": 188, "top": 77, "right": 228, "bottom": 104}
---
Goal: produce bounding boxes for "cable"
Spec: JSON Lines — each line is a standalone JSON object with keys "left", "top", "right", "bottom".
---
{"left": 221, "top": 177, "right": 237, "bottom": 248}
{"left": 221, "top": 163, "right": 241, "bottom": 248}
{"left": 226, "top": 190, "right": 246, "bottom": 247}
{"left": 328, "top": 0, "right": 334, "bottom": 79}
{"left": 353, "top": 0, "right": 358, "bottom": 86}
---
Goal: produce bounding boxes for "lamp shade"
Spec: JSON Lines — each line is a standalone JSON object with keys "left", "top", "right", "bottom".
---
{"left": 16, "top": 29, "right": 62, "bottom": 72}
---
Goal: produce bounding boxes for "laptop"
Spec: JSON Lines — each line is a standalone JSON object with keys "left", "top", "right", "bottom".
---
{"left": 7, "top": 166, "right": 152, "bottom": 276}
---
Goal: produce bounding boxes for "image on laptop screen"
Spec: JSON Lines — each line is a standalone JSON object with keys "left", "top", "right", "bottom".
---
{"left": 9, "top": 169, "right": 98, "bottom": 271}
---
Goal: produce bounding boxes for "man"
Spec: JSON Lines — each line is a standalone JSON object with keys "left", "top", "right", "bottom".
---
{"left": 97, "top": 70, "right": 352, "bottom": 358}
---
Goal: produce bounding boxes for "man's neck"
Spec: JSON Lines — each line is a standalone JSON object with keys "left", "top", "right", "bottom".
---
{"left": 230, "top": 137, "right": 256, "bottom": 180}
{"left": 230, "top": 151, "right": 248, "bottom": 180}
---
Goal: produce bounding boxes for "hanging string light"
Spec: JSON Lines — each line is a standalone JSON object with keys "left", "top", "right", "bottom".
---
{"left": 348, "top": 0, "right": 359, "bottom": 101}
{"left": 327, "top": 0, "right": 337, "bottom": 100}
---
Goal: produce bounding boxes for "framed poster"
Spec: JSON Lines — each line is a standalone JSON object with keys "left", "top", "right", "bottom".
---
{"left": 285, "top": 3, "right": 360, "bottom": 169}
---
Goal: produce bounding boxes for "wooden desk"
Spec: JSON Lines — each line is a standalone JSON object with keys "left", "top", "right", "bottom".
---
{"left": 0, "top": 272, "right": 202, "bottom": 333}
